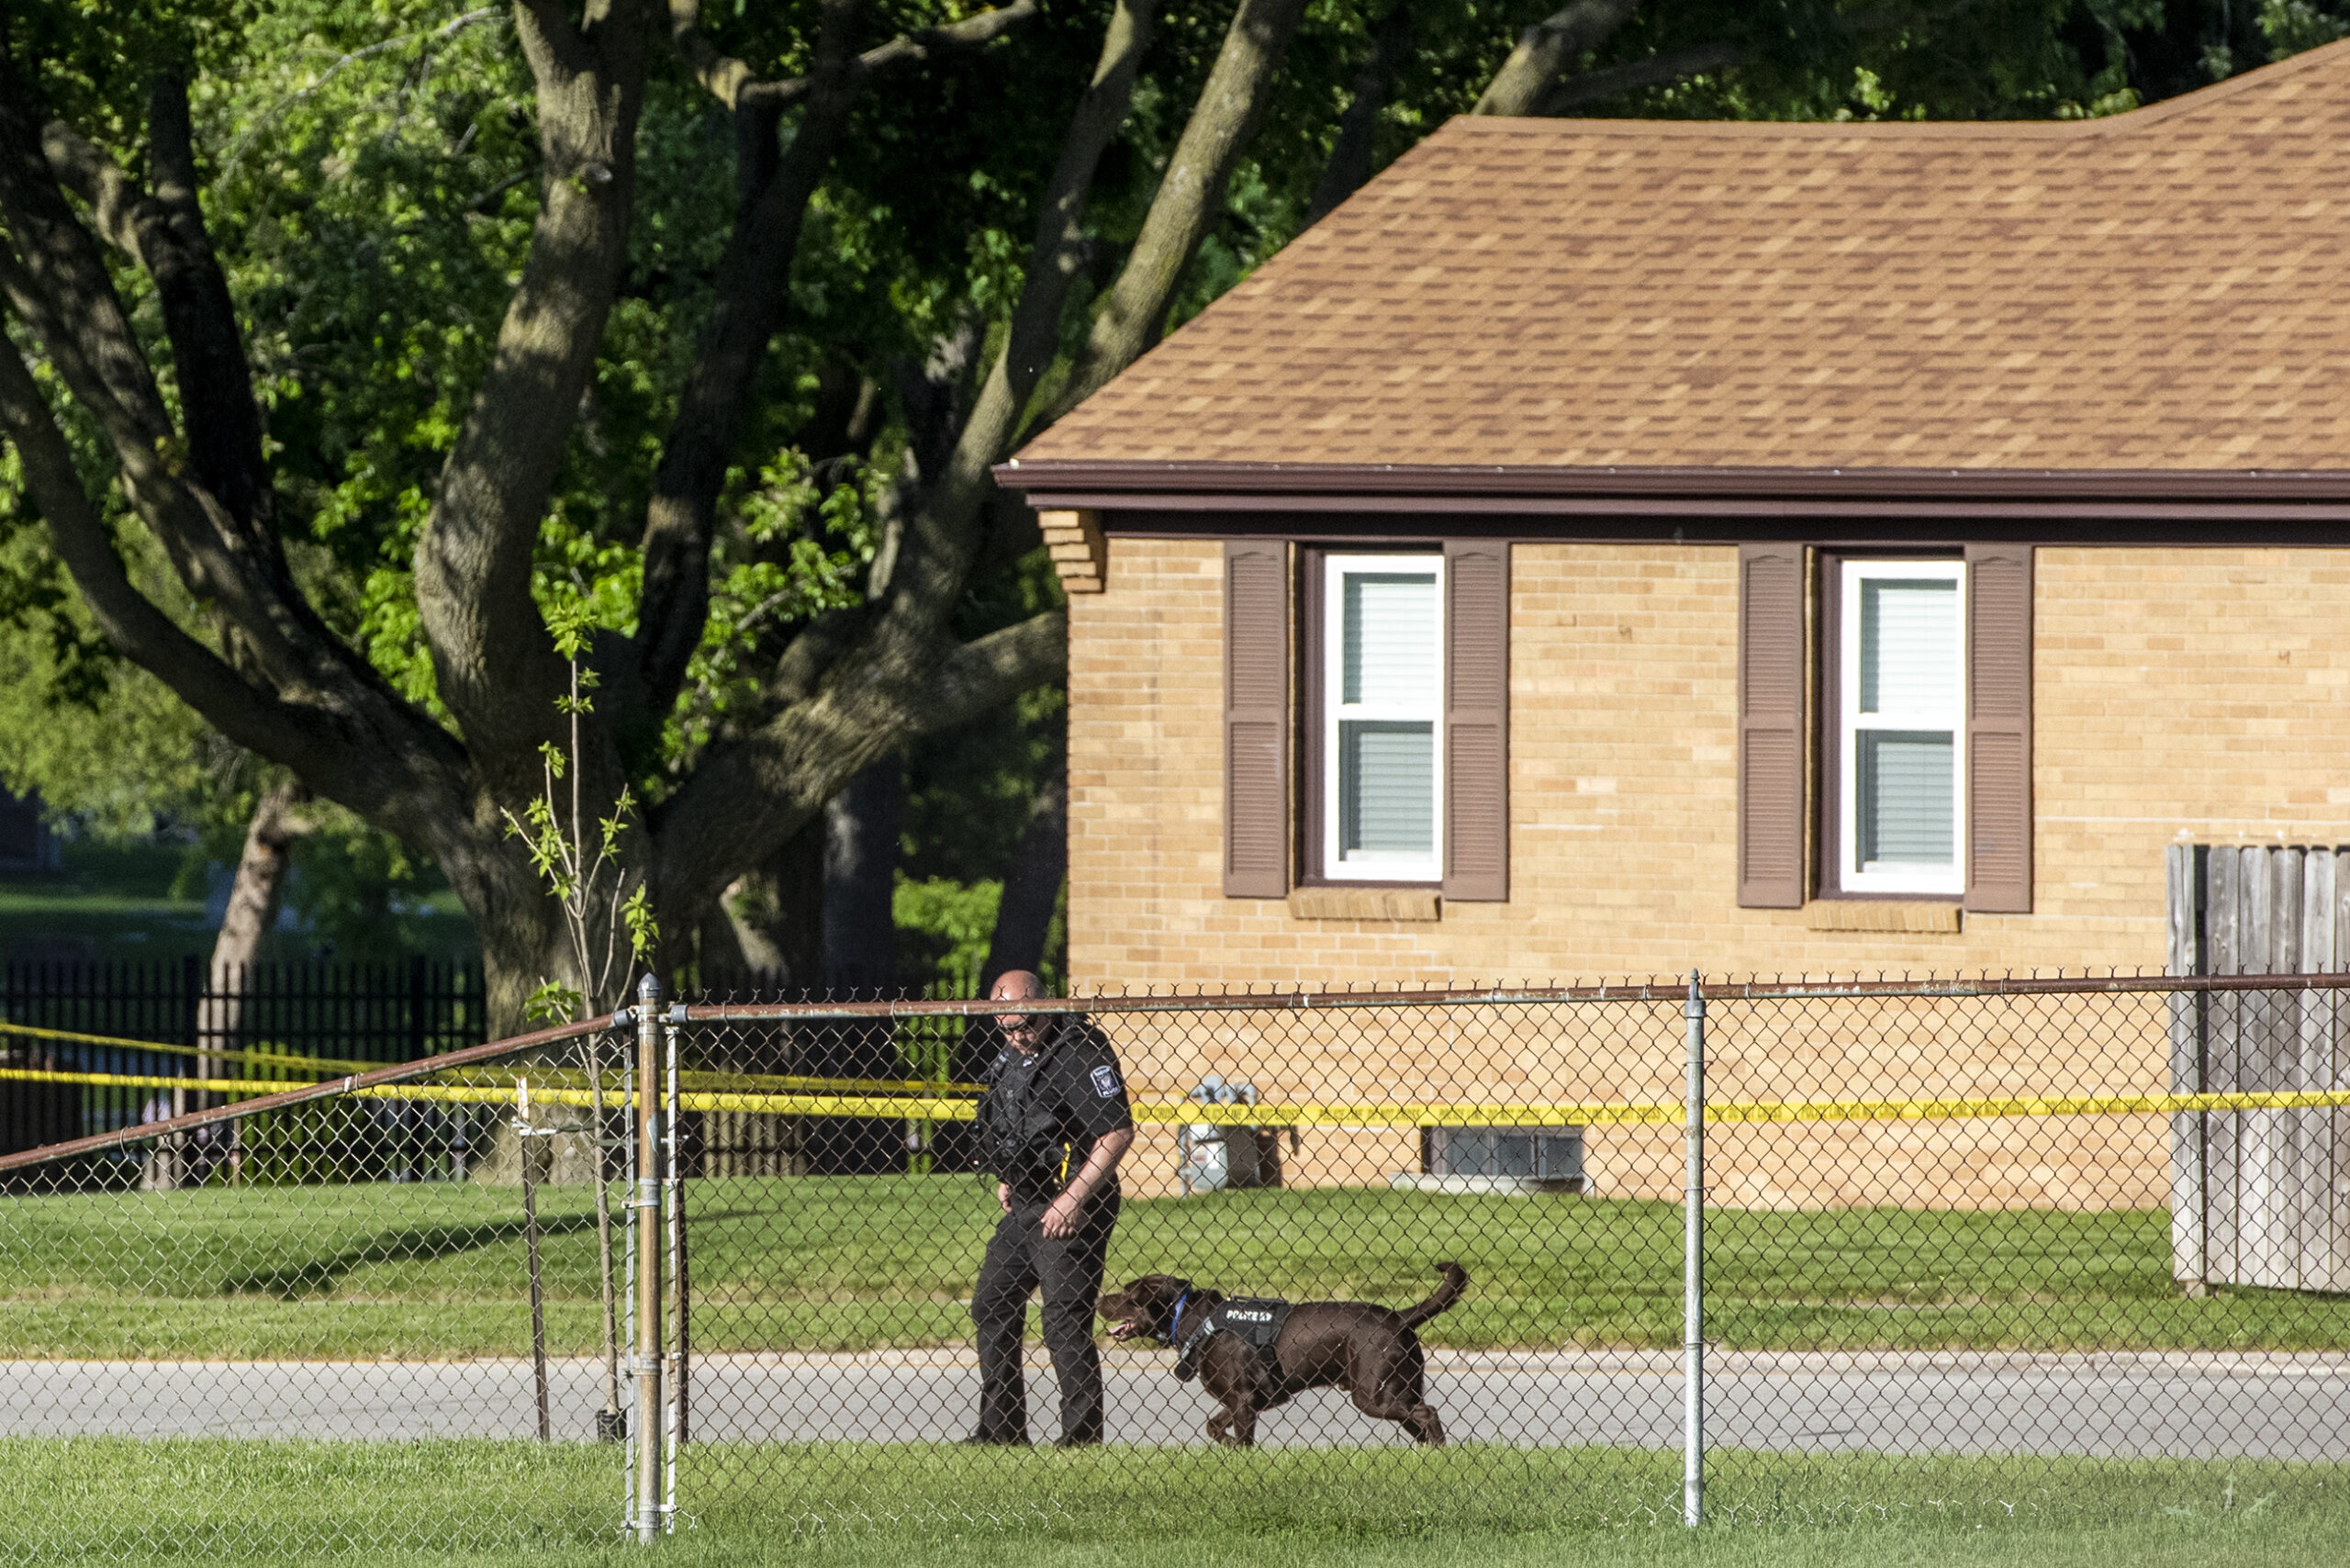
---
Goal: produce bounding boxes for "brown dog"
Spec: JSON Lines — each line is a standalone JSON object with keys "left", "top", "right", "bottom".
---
{"left": 1097, "top": 1263, "right": 1468, "bottom": 1448}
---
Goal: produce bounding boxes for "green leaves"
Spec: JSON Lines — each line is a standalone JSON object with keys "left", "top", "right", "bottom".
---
{"left": 521, "top": 979, "right": 585, "bottom": 1027}
{"left": 620, "top": 883, "right": 658, "bottom": 965}
{"left": 501, "top": 633, "right": 657, "bottom": 1020}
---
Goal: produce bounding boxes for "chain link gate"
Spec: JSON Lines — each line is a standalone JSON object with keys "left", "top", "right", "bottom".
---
{"left": 0, "top": 1011, "right": 656, "bottom": 1556}
{"left": 3, "top": 971, "right": 2346, "bottom": 1554}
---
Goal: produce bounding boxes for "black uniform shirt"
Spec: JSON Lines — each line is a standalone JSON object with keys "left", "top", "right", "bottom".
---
{"left": 979, "top": 1018, "right": 1133, "bottom": 1204}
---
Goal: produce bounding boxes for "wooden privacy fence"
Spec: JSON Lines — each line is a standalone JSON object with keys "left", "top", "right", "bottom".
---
{"left": 2165, "top": 843, "right": 2350, "bottom": 1294}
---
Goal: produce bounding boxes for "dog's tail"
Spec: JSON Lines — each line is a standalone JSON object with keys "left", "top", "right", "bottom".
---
{"left": 1399, "top": 1261, "right": 1469, "bottom": 1327}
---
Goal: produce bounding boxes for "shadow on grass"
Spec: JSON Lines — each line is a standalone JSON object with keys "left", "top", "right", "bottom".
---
{"left": 217, "top": 1213, "right": 598, "bottom": 1298}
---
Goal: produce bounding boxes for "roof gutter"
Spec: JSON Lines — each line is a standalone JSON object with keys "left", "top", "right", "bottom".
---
{"left": 992, "top": 460, "right": 2350, "bottom": 518}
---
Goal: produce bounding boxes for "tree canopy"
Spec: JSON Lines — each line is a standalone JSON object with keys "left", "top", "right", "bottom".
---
{"left": 3, "top": 0, "right": 2342, "bottom": 1026}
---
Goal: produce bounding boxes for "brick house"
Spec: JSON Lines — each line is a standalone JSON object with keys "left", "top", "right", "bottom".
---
{"left": 997, "top": 39, "right": 2350, "bottom": 1003}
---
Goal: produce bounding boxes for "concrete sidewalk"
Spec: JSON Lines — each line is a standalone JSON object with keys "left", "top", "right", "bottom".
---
{"left": 6, "top": 1348, "right": 2345, "bottom": 1459}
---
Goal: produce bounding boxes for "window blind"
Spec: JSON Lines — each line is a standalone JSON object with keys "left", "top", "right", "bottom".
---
{"left": 1857, "top": 731, "right": 1954, "bottom": 865}
{"left": 1857, "top": 578, "right": 1959, "bottom": 868}
{"left": 1343, "top": 573, "right": 1439, "bottom": 707}
{"left": 1339, "top": 721, "right": 1435, "bottom": 855}
{"left": 1860, "top": 578, "right": 1959, "bottom": 714}
{"left": 1841, "top": 560, "right": 1965, "bottom": 891}
{"left": 1327, "top": 562, "right": 1441, "bottom": 872}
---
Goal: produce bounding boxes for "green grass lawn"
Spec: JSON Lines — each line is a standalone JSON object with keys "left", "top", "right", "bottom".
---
{"left": 0, "top": 838, "right": 479, "bottom": 965}
{"left": 0, "top": 842, "right": 216, "bottom": 963}
{"left": 6, "top": 1439, "right": 2344, "bottom": 1566}
{"left": 6, "top": 1176, "right": 2347, "bottom": 1360}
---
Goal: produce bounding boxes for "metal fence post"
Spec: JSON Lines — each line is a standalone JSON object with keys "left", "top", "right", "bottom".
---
{"left": 666, "top": 995, "right": 688, "bottom": 1498}
{"left": 516, "top": 1077, "right": 551, "bottom": 1441}
{"left": 632, "top": 974, "right": 666, "bottom": 1543}
{"left": 1683, "top": 969, "right": 1707, "bottom": 1529}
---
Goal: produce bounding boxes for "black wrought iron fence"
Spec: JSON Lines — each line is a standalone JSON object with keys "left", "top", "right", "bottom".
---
{"left": 0, "top": 958, "right": 488, "bottom": 1159}
{"left": 0, "top": 973, "right": 2344, "bottom": 1557}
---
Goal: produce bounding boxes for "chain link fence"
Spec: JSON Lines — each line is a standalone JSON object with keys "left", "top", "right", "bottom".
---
{"left": 2, "top": 973, "right": 2345, "bottom": 1553}
{"left": 0, "top": 1013, "right": 651, "bottom": 1556}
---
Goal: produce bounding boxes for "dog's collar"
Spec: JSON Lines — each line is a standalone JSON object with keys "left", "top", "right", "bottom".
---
{"left": 1157, "top": 1286, "right": 1196, "bottom": 1349}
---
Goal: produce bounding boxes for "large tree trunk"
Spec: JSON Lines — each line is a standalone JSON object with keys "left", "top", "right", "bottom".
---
{"left": 822, "top": 758, "right": 901, "bottom": 997}
{"left": 979, "top": 771, "right": 1066, "bottom": 994}
{"left": 1, "top": 0, "right": 1260, "bottom": 1083}
{"left": 202, "top": 778, "right": 312, "bottom": 1035}
{"left": 811, "top": 757, "right": 903, "bottom": 1173}
{"left": 715, "top": 819, "right": 825, "bottom": 997}
{"left": 1473, "top": 0, "right": 1640, "bottom": 117}
{"left": 146, "top": 778, "right": 309, "bottom": 1191}
{"left": 1304, "top": 5, "right": 1412, "bottom": 223}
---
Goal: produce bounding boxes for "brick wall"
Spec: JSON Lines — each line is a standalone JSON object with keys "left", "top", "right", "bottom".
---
{"left": 1065, "top": 539, "right": 2350, "bottom": 1204}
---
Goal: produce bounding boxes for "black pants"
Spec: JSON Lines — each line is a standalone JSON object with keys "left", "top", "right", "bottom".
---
{"left": 971, "top": 1193, "right": 1119, "bottom": 1443}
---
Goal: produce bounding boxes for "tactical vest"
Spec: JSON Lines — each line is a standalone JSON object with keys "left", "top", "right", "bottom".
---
{"left": 979, "top": 1045, "right": 1072, "bottom": 1196}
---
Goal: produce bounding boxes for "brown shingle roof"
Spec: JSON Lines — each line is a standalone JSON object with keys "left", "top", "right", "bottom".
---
{"left": 1011, "top": 41, "right": 2350, "bottom": 480}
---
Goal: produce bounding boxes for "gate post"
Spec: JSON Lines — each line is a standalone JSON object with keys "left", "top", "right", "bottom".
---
{"left": 632, "top": 974, "right": 666, "bottom": 1542}
{"left": 1682, "top": 971, "right": 1707, "bottom": 1529}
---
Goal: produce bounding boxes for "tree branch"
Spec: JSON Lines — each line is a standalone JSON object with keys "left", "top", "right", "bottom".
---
{"left": 1305, "top": 3, "right": 1411, "bottom": 224}
{"left": 1473, "top": 0, "right": 1640, "bottom": 118}
{"left": 667, "top": 0, "right": 1040, "bottom": 112}
{"left": 5, "top": 57, "right": 316, "bottom": 682}
{"left": 874, "top": 0, "right": 1152, "bottom": 651}
{"left": 0, "top": 326, "right": 332, "bottom": 788}
{"left": 35, "top": 121, "right": 143, "bottom": 254}
{"left": 650, "top": 607, "right": 1068, "bottom": 917}
{"left": 0, "top": 241, "right": 262, "bottom": 636}
{"left": 218, "top": 6, "right": 503, "bottom": 181}
{"left": 413, "top": 0, "right": 652, "bottom": 775}
{"left": 3, "top": 318, "right": 490, "bottom": 910}
{"left": 41, "top": 101, "right": 274, "bottom": 535}
{"left": 129, "top": 73, "right": 274, "bottom": 531}
{"left": 1536, "top": 38, "right": 1742, "bottom": 113}
{"left": 1046, "top": 0, "right": 1311, "bottom": 421}
{"left": 0, "top": 57, "right": 173, "bottom": 451}
{"left": 893, "top": 607, "right": 1069, "bottom": 735}
{"left": 632, "top": 0, "right": 867, "bottom": 724}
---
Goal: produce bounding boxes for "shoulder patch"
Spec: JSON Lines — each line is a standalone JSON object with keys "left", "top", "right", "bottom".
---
{"left": 1091, "top": 1064, "right": 1120, "bottom": 1098}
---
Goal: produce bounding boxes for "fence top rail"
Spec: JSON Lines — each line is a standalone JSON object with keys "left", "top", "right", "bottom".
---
{"left": 0, "top": 1012, "right": 616, "bottom": 1175}
{"left": 672, "top": 969, "right": 2350, "bottom": 1023}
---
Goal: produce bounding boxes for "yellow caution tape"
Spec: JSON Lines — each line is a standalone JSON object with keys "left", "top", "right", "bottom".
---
{"left": 1142, "top": 1091, "right": 2350, "bottom": 1128}
{"left": 0, "top": 1068, "right": 343, "bottom": 1099}
{"left": 1707, "top": 1089, "right": 2350, "bottom": 1124}
{"left": 0, "top": 1020, "right": 386, "bottom": 1076}
{"left": 674, "top": 1089, "right": 2350, "bottom": 1125}
{"left": 10, "top": 1069, "right": 2350, "bottom": 1125}
{"left": 429, "top": 1064, "right": 980, "bottom": 1097}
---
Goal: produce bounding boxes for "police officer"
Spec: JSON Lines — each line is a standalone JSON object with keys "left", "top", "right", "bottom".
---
{"left": 968, "top": 969, "right": 1135, "bottom": 1446}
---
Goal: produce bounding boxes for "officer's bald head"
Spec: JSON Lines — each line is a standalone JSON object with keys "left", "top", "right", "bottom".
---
{"left": 990, "top": 970, "right": 1046, "bottom": 1051}
{"left": 990, "top": 970, "right": 1044, "bottom": 1004}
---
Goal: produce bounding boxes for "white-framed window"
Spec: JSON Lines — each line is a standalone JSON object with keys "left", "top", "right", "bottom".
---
{"left": 1837, "top": 558, "right": 1966, "bottom": 896}
{"left": 1321, "top": 553, "right": 1444, "bottom": 882}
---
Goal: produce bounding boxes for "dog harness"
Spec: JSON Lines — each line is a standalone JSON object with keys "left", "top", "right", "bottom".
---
{"left": 1171, "top": 1294, "right": 1291, "bottom": 1383}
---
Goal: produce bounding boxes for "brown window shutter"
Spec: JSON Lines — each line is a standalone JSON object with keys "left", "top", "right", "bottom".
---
{"left": 1224, "top": 541, "right": 1290, "bottom": 898}
{"left": 1737, "top": 543, "right": 1807, "bottom": 908}
{"left": 1443, "top": 541, "right": 1509, "bottom": 902}
{"left": 1964, "top": 543, "right": 2033, "bottom": 913}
